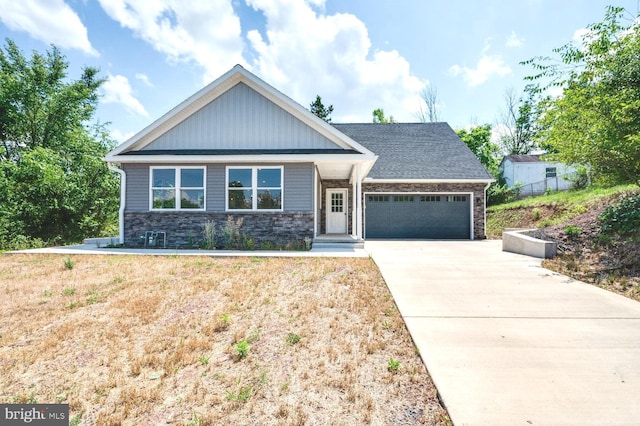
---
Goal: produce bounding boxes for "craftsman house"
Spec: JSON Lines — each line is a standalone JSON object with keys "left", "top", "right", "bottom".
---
{"left": 105, "top": 65, "right": 493, "bottom": 248}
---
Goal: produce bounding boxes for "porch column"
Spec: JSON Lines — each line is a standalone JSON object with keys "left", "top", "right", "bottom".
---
{"left": 351, "top": 169, "right": 357, "bottom": 238}
{"left": 356, "top": 164, "right": 363, "bottom": 239}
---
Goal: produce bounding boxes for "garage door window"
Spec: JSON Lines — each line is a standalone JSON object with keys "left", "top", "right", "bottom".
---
{"left": 394, "top": 195, "right": 414, "bottom": 202}
{"left": 421, "top": 195, "right": 441, "bottom": 202}
{"left": 368, "top": 195, "right": 389, "bottom": 202}
{"left": 446, "top": 195, "right": 467, "bottom": 202}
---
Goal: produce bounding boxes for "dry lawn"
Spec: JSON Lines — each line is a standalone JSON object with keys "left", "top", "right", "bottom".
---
{"left": 0, "top": 254, "right": 448, "bottom": 425}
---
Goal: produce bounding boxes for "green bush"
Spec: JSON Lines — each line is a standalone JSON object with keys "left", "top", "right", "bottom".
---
{"left": 564, "top": 225, "right": 583, "bottom": 238}
{"left": 600, "top": 194, "right": 640, "bottom": 236}
{"left": 487, "top": 183, "right": 520, "bottom": 206}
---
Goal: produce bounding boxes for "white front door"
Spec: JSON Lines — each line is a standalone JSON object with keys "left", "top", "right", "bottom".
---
{"left": 326, "top": 189, "right": 348, "bottom": 233}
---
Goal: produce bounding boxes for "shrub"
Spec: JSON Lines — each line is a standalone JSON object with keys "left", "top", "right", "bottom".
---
{"left": 201, "top": 220, "right": 217, "bottom": 250}
{"left": 531, "top": 207, "right": 542, "bottom": 221}
{"left": 564, "top": 225, "right": 583, "bottom": 238}
{"left": 600, "top": 194, "right": 640, "bottom": 236}
{"left": 568, "top": 166, "right": 590, "bottom": 190}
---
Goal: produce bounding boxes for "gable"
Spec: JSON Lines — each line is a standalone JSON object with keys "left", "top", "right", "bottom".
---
{"left": 141, "top": 82, "right": 342, "bottom": 152}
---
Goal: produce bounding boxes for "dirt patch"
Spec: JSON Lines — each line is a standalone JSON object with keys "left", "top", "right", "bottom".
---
{"left": 0, "top": 255, "right": 449, "bottom": 425}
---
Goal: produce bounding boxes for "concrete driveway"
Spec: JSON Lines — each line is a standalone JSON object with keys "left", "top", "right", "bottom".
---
{"left": 366, "top": 240, "right": 640, "bottom": 426}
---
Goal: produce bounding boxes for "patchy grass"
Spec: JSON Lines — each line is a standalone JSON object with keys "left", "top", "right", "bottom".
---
{"left": 0, "top": 254, "right": 448, "bottom": 425}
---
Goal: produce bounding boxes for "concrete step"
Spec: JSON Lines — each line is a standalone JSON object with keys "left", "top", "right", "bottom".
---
{"left": 312, "top": 241, "right": 365, "bottom": 250}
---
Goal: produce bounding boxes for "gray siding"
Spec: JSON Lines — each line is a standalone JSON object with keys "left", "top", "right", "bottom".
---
{"left": 142, "top": 83, "right": 340, "bottom": 151}
{"left": 123, "top": 163, "right": 149, "bottom": 212}
{"left": 284, "top": 163, "right": 313, "bottom": 212}
{"left": 207, "top": 165, "right": 225, "bottom": 211}
{"left": 124, "top": 162, "right": 313, "bottom": 213}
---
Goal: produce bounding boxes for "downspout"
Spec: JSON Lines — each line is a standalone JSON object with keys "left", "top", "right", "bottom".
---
{"left": 108, "top": 163, "right": 126, "bottom": 244}
{"left": 483, "top": 181, "right": 491, "bottom": 240}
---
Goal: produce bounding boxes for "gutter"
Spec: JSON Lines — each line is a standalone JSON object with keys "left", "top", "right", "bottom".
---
{"left": 483, "top": 181, "right": 492, "bottom": 239}
{"left": 108, "top": 163, "right": 126, "bottom": 244}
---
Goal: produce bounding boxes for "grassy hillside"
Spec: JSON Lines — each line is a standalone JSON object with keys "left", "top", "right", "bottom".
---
{"left": 487, "top": 184, "right": 640, "bottom": 301}
{"left": 486, "top": 184, "right": 639, "bottom": 238}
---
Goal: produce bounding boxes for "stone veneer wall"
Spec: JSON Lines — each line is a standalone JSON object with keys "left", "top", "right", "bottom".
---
{"left": 362, "top": 182, "right": 488, "bottom": 239}
{"left": 124, "top": 212, "right": 314, "bottom": 248}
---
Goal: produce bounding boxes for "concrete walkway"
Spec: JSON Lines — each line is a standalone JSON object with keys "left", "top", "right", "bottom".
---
{"left": 366, "top": 240, "right": 640, "bottom": 426}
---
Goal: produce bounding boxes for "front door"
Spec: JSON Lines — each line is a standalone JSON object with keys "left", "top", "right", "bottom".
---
{"left": 326, "top": 189, "right": 348, "bottom": 233}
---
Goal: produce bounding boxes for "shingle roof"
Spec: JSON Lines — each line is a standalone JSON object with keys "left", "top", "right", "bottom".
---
{"left": 333, "top": 123, "right": 493, "bottom": 180}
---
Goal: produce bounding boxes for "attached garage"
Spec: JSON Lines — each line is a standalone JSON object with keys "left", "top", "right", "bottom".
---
{"left": 365, "top": 193, "right": 471, "bottom": 239}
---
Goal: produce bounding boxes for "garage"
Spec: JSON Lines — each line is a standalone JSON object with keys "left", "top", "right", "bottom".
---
{"left": 365, "top": 194, "right": 471, "bottom": 239}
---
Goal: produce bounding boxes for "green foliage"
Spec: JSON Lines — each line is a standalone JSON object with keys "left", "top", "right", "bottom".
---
{"left": 62, "top": 287, "right": 76, "bottom": 296}
{"left": 455, "top": 124, "right": 500, "bottom": 177}
{"left": 225, "top": 385, "right": 252, "bottom": 403}
{"left": 568, "top": 166, "right": 590, "bottom": 190}
{"left": 531, "top": 208, "right": 542, "bottom": 220}
{"left": 388, "top": 357, "right": 400, "bottom": 373}
{"left": 498, "top": 88, "right": 540, "bottom": 154}
{"left": 564, "top": 225, "right": 583, "bottom": 238}
{"left": 197, "top": 355, "right": 210, "bottom": 366}
{"left": 372, "top": 108, "right": 396, "bottom": 124}
{"left": 309, "top": 95, "right": 334, "bottom": 123}
{"left": 600, "top": 194, "right": 640, "bottom": 236}
{"left": 63, "top": 257, "right": 74, "bottom": 270}
{"left": 221, "top": 216, "right": 243, "bottom": 248}
{"left": 286, "top": 332, "right": 301, "bottom": 345}
{"left": 0, "top": 39, "right": 118, "bottom": 249}
{"left": 234, "top": 341, "right": 249, "bottom": 359}
{"left": 524, "top": 6, "right": 640, "bottom": 185}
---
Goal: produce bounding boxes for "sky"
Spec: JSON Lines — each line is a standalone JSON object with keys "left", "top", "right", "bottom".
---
{"left": 0, "top": 0, "right": 638, "bottom": 144}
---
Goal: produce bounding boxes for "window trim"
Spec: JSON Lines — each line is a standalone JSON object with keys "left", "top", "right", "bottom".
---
{"left": 225, "top": 166, "right": 284, "bottom": 212}
{"left": 545, "top": 167, "right": 557, "bottom": 178}
{"left": 149, "top": 166, "right": 206, "bottom": 211}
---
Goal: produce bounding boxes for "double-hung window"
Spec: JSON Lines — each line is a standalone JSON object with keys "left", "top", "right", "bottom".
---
{"left": 151, "top": 167, "right": 205, "bottom": 210}
{"left": 227, "top": 166, "right": 282, "bottom": 211}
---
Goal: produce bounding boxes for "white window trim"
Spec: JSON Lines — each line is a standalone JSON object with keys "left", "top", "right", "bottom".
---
{"left": 149, "top": 166, "right": 206, "bottom": 211}
{"left": 225, "top": 166, "right": 284, "bottom": 212}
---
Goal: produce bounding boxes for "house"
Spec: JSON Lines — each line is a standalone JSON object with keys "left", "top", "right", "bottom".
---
{"left": 105, "top": 65, "right": 493, "bottom": 248}
{"left": 499, "top": 154, "right": 578, "bottom": 196}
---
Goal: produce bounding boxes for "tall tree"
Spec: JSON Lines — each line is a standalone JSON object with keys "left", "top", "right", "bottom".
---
{"left": 0, "top": 39, "right": 118, "bottom": 247}
{"left": 497, "top": 87, "right": 538, "bottom": 154}
{"left": 372, "top": 108, "right": 396, "bottom": 124}
{"left": 523, "top": 6, "right": 640, "bottom": 184}
{"left": 309, "top": 95, "right": 334, "bottom": 123}
{"left": 455, "top": 124, "right": 500, "bottom": 177}
{"left": 416, "top": 86, "right": 439, "bottom": 122}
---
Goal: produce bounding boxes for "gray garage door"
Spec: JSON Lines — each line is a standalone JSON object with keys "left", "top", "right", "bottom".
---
{"left": 365, "top": 194, "right": 471, "bottom": 239}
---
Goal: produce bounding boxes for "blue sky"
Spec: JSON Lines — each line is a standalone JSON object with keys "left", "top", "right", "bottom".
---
{"left": 0, "top": 0, "right": 638, "bottom": 143}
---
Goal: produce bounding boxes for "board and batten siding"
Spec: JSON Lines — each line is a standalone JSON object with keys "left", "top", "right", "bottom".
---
{"left": 123, "top": 163, "right": 313, "bottom": 213}
{"left": 141, "top": 83, "right": 340, "bottom": 151}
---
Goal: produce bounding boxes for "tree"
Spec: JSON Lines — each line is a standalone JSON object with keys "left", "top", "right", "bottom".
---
{"left": 0, "top": 39, "right": 119, "bottom": 248}
{"left": 372, "top": 108, "right": 396, "bottom": 124}
{"left": 416, "top": 86, "right": 439, "bottom": 122}
{"left": 309, "top": 95, "right": 333, "bottom": 123}
{"left": 455, "top": 124, "right": 500, "bottom": 177}
{"left": 523, "top": 6, "right": 640, "bottom": 185}
{"left": 497, "top": 87, "right": 538, "bottom": 154}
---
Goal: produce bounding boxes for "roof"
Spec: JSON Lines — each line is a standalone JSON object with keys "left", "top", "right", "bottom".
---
{"left": 333, "top": 123, "right": 493, "bottom": 181}
{"left": 503, "top": 154, "right": 542, "bottom": 163}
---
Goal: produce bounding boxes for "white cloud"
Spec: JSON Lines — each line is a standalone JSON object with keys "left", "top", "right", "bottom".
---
{"left": 102, "top": 74, "right": 149, "bottom": 117}
{"left": 449, "top": 53, "right": 511, "bottom": 87}
{"left": 0, "top": 0, "right": 98, "bottom": 56}
{"left": 97, "top": 0, "right": 245, "bottom": 82}
{"left": 506, "top": 31, "right": 524, "bottom": 48}
{"left": 109, "top": 128, "right": 137, "bottom": 144}
{"left": 135, "top": 73, "right": 153, "bottom": 87}
{"left": 244, "top": 0, "right": 425, "bottom": 122}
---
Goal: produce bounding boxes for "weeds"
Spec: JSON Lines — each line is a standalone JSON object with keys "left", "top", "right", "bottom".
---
{"left": 201, "top": 220, "right": 217, "bottom": 250}
{"left": 234, "top": 341, "right": 249, "bottom": 359}
{"left": 286, "top": 332, "right": 301, "bottom": 345}
{"left": 388, "top": 358, "right": 400, "bottom": 373}
{"left": 64, "top": 257, "right": 74, "bottom": 270}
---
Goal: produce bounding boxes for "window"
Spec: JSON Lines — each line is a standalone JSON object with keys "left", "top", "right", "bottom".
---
{"left": 151, "top": 167, "right": 205, "bottom": 210}
{"left": 368, "top": 195, "right": 389, "bottom": 202}
{"left": 227, "top": 166, "right": 282, "bottom": 210}
{"left": 446, "top": 195, "right": 467, "bottom": 202}
{"left": 421, "top": 195, "right": 441, "bottom": 202}
{"left": 546, "top": 167, "right": 557, "bottom": 178}
{"left": 393, "top": 195, "right": 414, "bottom": 202}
